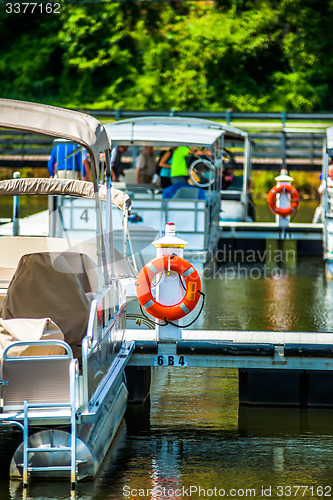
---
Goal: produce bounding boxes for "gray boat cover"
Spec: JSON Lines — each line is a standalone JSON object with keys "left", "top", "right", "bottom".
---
{"left": 0, "top": 178, "right": 131, "bottom": 212}
{"left": 0, "top": 252, "right": 96, "bottom": 360}
{"left": 0, "top": 317, "right": 65, "bottom": 362}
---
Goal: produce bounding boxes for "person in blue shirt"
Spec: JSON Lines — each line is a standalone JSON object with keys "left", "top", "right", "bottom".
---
{"left": 48, "top": 142, "right": 90, "bottom": 180}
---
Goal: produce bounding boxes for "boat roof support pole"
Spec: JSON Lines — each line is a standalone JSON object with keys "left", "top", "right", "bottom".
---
{"left": 323, "top": 140, "right": 329, "bottom": 257}
{"left": 104, "top": 149, "right": 115, "bottom": 278}
{"left": 243, "top": 136, "right": 251, "bottom": 197}
{"left": 220, "top": 136, "right": 225, "bottom": 193}
{"left": 215, "top": 137, "right": 223, "bottom": 193}
{"left": 90, "top": 153, "right": 108, "bottom": 289}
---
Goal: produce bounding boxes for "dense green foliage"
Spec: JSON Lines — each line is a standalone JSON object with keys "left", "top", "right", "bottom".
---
{"left": 1, "top": 0, "right": 333, "bottom": 111}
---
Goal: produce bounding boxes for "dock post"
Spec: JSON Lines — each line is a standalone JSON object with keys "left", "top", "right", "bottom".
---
{"left": 153, "top": 223, "right": 188, "bottom": 342}
{"left": 12, "top": 171, "right": 20, "bottom": 236}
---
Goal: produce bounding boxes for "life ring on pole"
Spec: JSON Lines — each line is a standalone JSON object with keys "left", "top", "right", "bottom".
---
{"left": 136, "top": 255, "right": 202, "bottom": 321}
{"left": 267, "top": 184, "right": 300, "bottom": 217}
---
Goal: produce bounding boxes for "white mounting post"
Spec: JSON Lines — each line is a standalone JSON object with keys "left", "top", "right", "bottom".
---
{"left": 13, "top": 171, "right": 20, "bottom": 236}
{"left": 275, "top": 168, "right": 294, "bottom": 227}
{"left": 153, "top": 222, "right": 188, "bottom": 342}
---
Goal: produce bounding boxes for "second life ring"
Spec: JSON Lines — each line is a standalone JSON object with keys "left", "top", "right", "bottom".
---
{"left": 267, "top": 184, "right": 300, "bottom": 217}
{"left": 136, "top": 255, "right": 202, "bottom": 321}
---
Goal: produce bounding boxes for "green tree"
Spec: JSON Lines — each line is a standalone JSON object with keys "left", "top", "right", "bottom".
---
{"left": 1, "top": 0, "right": 333, "bottom": 112}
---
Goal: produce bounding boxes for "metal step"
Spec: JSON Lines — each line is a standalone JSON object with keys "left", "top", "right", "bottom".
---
{"left": 27, "top": 466, "right": 72, "bottom": 472}
{"left": 27, "top": 446, "right": 72, "bottom": 453}
{"left": 17, "top": 459, "right": 87, "bottom": 469}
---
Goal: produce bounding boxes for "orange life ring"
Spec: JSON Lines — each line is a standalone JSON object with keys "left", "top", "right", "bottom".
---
{"left": 136, "top": 255, "right": 202, "bottom": 321}
{"left": 267, "top": 184, "right": 300, "bottom": 217}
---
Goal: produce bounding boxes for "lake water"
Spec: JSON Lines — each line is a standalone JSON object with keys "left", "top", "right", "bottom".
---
{"left": 2, "top": 198, "right": 333, "bottom": 500}
{"left": 0, "top": 193, "right": 319, "bottom": 222}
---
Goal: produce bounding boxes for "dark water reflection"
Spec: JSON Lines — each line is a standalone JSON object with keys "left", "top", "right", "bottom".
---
{"left": 201, "top": 258, "right": 333, "bottom": 333}
{"left": 0, "top": 196, "right": 48, "bottom": 219}
{"left": 8, "top": 369, "right": 333, "bottom": 500}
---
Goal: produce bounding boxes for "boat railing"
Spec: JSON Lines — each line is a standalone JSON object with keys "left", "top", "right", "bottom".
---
{"left": 120, "top": 184, "right": 161, "bottom": 200}
{"left": 81, "top": 277, "right": 126, "bottom": 409}
{"left": 127, "top": 192, "right": 220, "bottom": 251}
{"left": 46, "top": 183, "right": 221, "bottom": 262}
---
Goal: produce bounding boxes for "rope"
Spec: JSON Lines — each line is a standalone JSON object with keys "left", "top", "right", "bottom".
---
{"left": 139, "top": 290, "right": 205, "bottom": 329}
{"left": 164, "top": 291, "right": 205, "bottom": 328}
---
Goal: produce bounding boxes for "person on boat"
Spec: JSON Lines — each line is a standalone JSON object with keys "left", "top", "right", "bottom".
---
{"left": 222, "top": 166, "right": 253, "bottom": 192}
{"left": 158, "top": 148, "right": 175, "bottom": 189}
{"left": 136, "top": 146, "right": 156, "bottom": 184}
{"left": 82, "top": 150, "right": 92, "bottom": 181}
{"left": 48, "top": 142, "right": 89, "bottom": 180}
{"left": 222, "top": 166, "right": 235, "bottom": 189}
{"left": 111, "top": 145, "right": 129, "bottom": 182}
{"left": 318, "top": 164, "right": 333, "bottom": 196}
{"left": 169, "top": 146, "right": 205, "bottom": 184}
{"left": 169, "top": 146, "right": 190, "bottom": 184}
{"left": 313, "top": 158, "right": 333, "bottom": 223}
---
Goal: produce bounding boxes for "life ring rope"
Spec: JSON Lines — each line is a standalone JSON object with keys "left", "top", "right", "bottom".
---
{"left": 267, "top": 184, "right": 300, "bottom": 217}
{"left": 136, "top": 254, "right": 202, "bottom": 322}
{"left": 139, "top": 291, "right": 205, "bottom": 329}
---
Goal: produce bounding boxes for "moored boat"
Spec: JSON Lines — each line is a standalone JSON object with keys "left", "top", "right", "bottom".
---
{"left": 0, "top": 99, "right": 135, "bottom": 486}
{"left": 105, "top": 116, "right": 253, "bottom": 271}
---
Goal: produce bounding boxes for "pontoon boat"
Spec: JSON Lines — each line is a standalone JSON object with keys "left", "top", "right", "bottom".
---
{"left": 104, "top": 116, "right": 253, "bottom": 271}
{"left": 0, "top": 99, "right": 135, "bottom": 486}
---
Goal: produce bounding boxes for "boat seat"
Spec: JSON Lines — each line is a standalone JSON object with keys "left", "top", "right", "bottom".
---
{"left": 172, "top": 187, "right": 204, "bottom": 200}
{"left": 221, "top": 190, "right": 242, "bottom": 201}
{"left": 1, "top": 344, "right": 74, "bottom": 412}
{"left": 0, "top": 252, "right": 95, "bottom": 360}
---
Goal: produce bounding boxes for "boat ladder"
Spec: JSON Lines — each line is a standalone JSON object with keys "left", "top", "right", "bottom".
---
{"left": 20, "top": 399, "right": 78, "bottom": 487}
{"left": 0, "top": 344, "right": 80, "bottom": 487}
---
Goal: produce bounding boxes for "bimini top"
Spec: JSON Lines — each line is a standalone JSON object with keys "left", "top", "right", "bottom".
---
{"left": 105, "top": 116, "right": 248, "bottom": 148}
{"left": 0, "top": 99, "right": 111, "bottom": 171}
{"left": 0, "top": 178, "right": 131, "bottom": 212}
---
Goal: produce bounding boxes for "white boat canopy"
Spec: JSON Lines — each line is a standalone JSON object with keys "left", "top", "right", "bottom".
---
{"left": 0, "top": 99, "right": 110, "bottom": 177}
{"left": 0, "top": 99, "right": 114, "bottom": 286}
{"left": 105, "top": 116, "right": 248, "bottom": 148}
